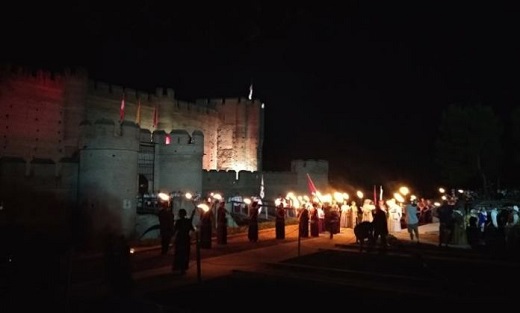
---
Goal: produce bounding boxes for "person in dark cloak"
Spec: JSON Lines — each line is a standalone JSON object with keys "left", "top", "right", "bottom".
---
{"left": 298, "top": 206, "right": 309, "bottom": 238}
{"left": 158, "top": 201, "right": 174, "bottom": 255}
{"left": 199, "top": 206, "right": 213, "bottom": 249}
{"left": 248, "top": 200, "right": 260, "bottom": 242}
{"left": 309, "top": 203, "right": 320, "bottom": 237}
{"left": 171, "top": 208, "right": 195, "bottom": 275}
{"left": 275, "top": 202, "right": 286, "bottom": 239}
{"left": 216, "top": 200, "right": 229, "bottom": 244}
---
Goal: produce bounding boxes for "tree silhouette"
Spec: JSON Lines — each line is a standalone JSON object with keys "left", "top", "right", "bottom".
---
{"left": 435, "top": 104, "right": 503, "bottom": 196}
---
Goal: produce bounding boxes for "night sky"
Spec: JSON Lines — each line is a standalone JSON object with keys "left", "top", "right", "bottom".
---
{"left": 2, "top": 2, "right": 519, "bottom": 195}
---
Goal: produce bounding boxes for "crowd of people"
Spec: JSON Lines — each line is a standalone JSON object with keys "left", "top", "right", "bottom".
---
{"left": 103, "top": 190, "right": 520, "bottom": 299}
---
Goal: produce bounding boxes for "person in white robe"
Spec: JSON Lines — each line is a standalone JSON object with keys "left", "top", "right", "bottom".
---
{"left": 386, "top": 199, "right": 402, "bottom": 233}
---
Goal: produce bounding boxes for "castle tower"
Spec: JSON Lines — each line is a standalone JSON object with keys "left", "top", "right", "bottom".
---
{"left": 291, "top": 159, "right": 330, "bottom": 194}
{"left": 214, "top": 98, "right": 263, "bottom": 172}
{"left": 155, "top": 88, "right": 175, "bottom": 132}
{"left": 62, "top": 68, "right": 89, "bottom": 158}
{"left": 154, "top": 129, "right": 204, "bottom": 194}
{"left": 78, "top": 119, "right": 140, "bottom": 241}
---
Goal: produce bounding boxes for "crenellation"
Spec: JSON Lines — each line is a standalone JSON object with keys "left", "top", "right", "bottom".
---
{"left": 124, "top": 88, "right": 137, "bottom": 101}
{"left": 93, "top": 81, "right": 111, "bottom": 94}
{"left": 166, "top": 88, "right": 174, "bottom": 99}
{"left": 111, "top": 85, "right": 124, "bottom": 97}
{"left": 136, "top": 90, "right": 150, "bottom": 102}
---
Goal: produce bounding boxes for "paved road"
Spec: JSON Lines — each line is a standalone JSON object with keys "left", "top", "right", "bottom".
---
{"left": 5, "top": 223, "right": 518, "bottom": 312}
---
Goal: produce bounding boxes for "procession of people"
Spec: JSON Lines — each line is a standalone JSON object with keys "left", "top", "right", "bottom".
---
{"left": 150, "top": 187, "right": 520, "bottom": 279}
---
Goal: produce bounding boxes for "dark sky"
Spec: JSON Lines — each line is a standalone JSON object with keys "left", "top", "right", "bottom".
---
{"left": 2, "top": 2, "right": 519, "bottom": 195}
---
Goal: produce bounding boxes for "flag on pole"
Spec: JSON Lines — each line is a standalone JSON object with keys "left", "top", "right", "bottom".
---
{"left": 135, "top": 99, "right": 141, "bottom": 125}
{"left": 259, "top": 174, "right": 265, "bottom": 199}
{"left": 307, "top": 173, "right": 318, "bottom": 195}
{"left": 379, "top": 185, "right": 383, "bottom": 201}
{"left": 153, "top": 105, "right": 158, "bottom": 128}
{"left": 373, "top": 185, "right": 377, "bottom": 204}
{"left": 119, "top": 94, "right": 125, "bottom": 122}
{"left": 248, "top": 83, "right": 253, "bottom": 100}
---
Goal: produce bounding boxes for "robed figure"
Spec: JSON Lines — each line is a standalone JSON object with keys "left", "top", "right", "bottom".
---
{"left": 248, "top": 201, "right": 260, "bottom": 242}
{"left": 216, "top": 201, "right": 228, "bottom": 245}
{"left": 310, "top": 204, "right": 320, "bottom": 237}
{"left": 158, "top": 202, "right": 174, "bottom": 255}
{"left": 275, "top": 203, "right": 285, "bottom": 239}
{"left": 171, "top": 208, "right": 195, "bottom": 275}
{"left": 298, "top": 206, "right": 309, "bottom": 238}
{"left": 199, "top": 207, "right": 213, "bottom": 249}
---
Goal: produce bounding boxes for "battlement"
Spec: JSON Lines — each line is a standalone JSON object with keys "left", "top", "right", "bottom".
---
{"left": 87, "top": 80, "right": 150, "bottom": 102}
{"left": 196, "top": 97, "right": 262, "bottom": 107}
{"left": 291, "top": 159, "right": 329, "bottom": 173}
{"left": 79, "top": 119, "right": 140, "bottom": 151}
{"left": 153, "top": 129, "right": 204, "bottom": 149}
{"left": 0, "top": 65, "right": 88, "bottom": 87}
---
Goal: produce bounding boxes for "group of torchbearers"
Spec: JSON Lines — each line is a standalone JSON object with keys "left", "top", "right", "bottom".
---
{"left": 157, "top": 193, "right": 264, "bottom": 270}
{"left": 156, "top": 191, "right": 440, "bottom": 276}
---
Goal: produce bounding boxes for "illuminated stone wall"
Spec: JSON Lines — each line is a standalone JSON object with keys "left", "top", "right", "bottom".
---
{"left": 0, "top": 66, "right": 262, "bottom": 173}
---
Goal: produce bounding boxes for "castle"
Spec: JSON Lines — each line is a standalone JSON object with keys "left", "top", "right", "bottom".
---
{"left": 0, "top": 65, "right": 329, "bottom": 243}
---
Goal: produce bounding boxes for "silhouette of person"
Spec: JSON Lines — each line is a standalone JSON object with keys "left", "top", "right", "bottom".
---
{"left": 158, "top": 201, "right": 174, "bottom": 255}
{"left": 171, "top": 208, "right": 195, "bottom": 275}
{"left": 248, "top": 200, "right": 260, "bottom": 242}
{"left": 298, "top": 206, "right": 309, "bottom": 238}
{"left": 275, "top": 202, "right": 285, "bottom": 239}
{"left": 372, "top": 205, "right": 389, "bottom": 249}
{"left": 309, "top": 203, "right": 320, "bottom": 237}
{"left": 199, "top": 206, "right": 213, "bottom": 249}
{"left": 216, "top": 201, "right": 228, "bottom": 244}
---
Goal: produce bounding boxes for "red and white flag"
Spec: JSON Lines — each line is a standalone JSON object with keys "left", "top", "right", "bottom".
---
{"left": 119, "top": 95, "right": 125, "bottom": 122}
{"left": 259, "top": 174, "right": 265, "bottom": 199}
{"left": 307, "top": 173, "right": 318, "bottom": 195}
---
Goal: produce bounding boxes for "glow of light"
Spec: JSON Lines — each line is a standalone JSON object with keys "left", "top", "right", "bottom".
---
{"left": 399, "top": 186, "right": 409, "bottom": 196}
{"left": 439, "top": 187, "right": 445, "bottom": 193}
{"left": 197, "top": 203, "right": 210, "bottom": 212}
{"left": 185, "top": 192, "right": 192, "bottom": 200}
{"left": 129, "top": 248, "right": 135, "bottom": 254}
{"left": 441, "top": 195, "right": 447, "bottom": 200}
{"left": 334, "top": 192, "right": 343, "bottom": 203}
{"left": 357, "top": 191, "right": 363, "bottom": 199}
{"left": 261, "top": 103, "right": 265, "bottom": 109}
{"left": 394, "top": 193, "right": 405, "bottom": 203}
{"left": 213, "top": 193, "right": 222, "bottom": 201}
{"left": 165, "top": 134, "right": 171, "bottom": 145}
{"left": 322, "top": 194, "right": 332, "bottom": 203}
{"left": 458, "top": 189, "right": 464, "bottom": 194}
{"left": 244, "top": 198, "right": 251, "bottom": 205}
{"left": 434, "top": 202, "right": 441, "bottom": 207}
{"left": 342, "top": 193, "right": 349, "bottom": 200}
{"left": 158, "top": 192, "right": 170, "bottom": 201}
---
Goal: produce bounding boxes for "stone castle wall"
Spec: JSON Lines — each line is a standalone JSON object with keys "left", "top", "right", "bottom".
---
{"left": 0, "top": 65, "right": 329, "bottom": 243}
{"left": 0, "top": 65, "right": 262, "bottom": 173}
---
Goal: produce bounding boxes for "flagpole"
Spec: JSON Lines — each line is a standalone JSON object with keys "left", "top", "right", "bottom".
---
{"left": 119, "top": 93, "right": 125, "bottom": 123}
